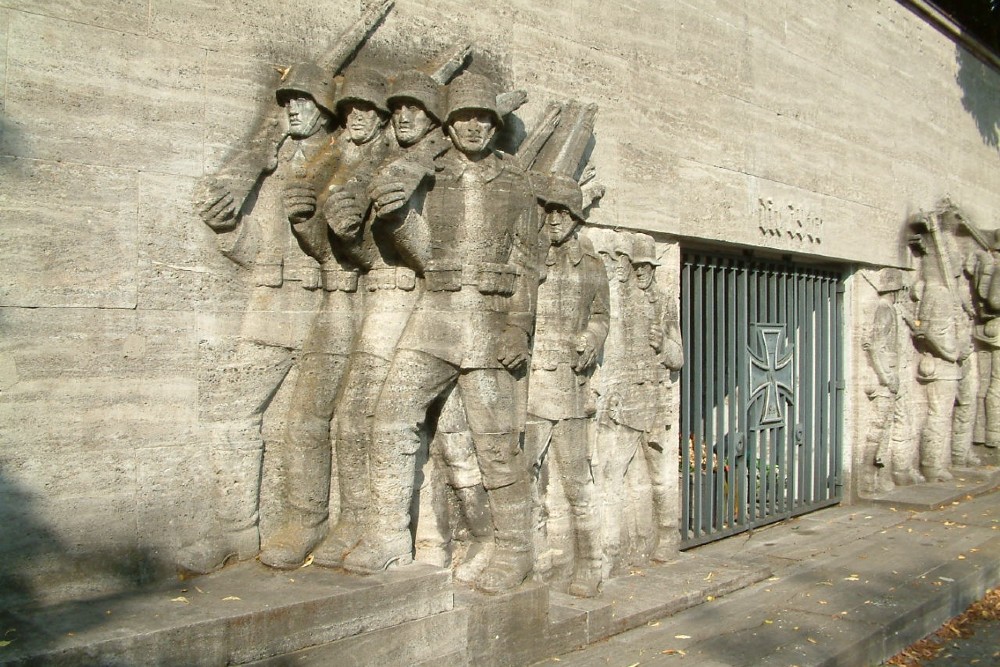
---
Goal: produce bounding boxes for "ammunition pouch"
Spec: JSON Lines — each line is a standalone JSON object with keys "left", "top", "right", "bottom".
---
{"left": 362, "top": 266, "right": 417, "bottom": 292}
{"left": 424, "top": 262, "right": 519, "bottom": 296}
{"left": 321, "top": 267, "right": 359, "bottom": 293}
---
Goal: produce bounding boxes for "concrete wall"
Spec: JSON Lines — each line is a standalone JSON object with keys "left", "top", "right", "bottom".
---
{"left": 1, "top": 0, "right": 998, "bottom": 605}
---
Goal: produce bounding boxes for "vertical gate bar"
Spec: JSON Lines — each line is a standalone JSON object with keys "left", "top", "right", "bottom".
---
{"left": 783, "top": 261, "right": 794, "bottom": 515}
{"left": 726, "top": 260, "right": 738, "bottom": 529}
{"left": 832, "top": 271, "right": 845, "bottom": 499}
{"left": 817, "top": 275, "right": 831, "bottom": 500}
{"left": 692, "top": 257, "right": 705, "bottom": 539}
{"left": 797, "top": 271, "right": 808, "bottom": 505}
{"left": 680, "top": 255, "right": 693, "bottom": 542}
{"left": 747, "top": 265, "right": 758, "bottom": 523}
{"left": 737, "top": 261, "right": 749, "bottom": 530}
{"left": 816, "top": 273, "right": 829, "bottom": 502}
{"left": 715, "top": 263, "right": 727, "bottom": 531}
{"left": 767, "top": 265, "right": 778, "bottom": 517}
{"left": 703, "top": 262, "right": 717, "bottom": 535}
{"left": 803, "top": 272, "right": 816, "bottom": 505}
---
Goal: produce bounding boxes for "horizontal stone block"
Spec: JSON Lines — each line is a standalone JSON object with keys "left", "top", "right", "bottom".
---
{"left": 2, "top": 1, "right": 148, "bottom": 34}
{"left": 148, "top": 0, "right": 354, "bottom": 65}
{"left": 0, "top": 159, "right": 139, "bottom": 308}
{"left": 0, "top": 562, "right": 455, "bottom": 666}
{"left": 3, "top": 12, "right": 204, "bottom": 175}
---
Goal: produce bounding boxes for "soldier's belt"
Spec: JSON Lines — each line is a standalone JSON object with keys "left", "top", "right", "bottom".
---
{"left": 283, "top": 266, "right": 321, "bottom": 290}
{"left": 424, "top": 262, "right": 519, "bottom": 295}
{"left": 321, "top": 267, "right": 360, "bottom": 293}
{"left": 362, "top": 266, "right": 417, "bottom": 292}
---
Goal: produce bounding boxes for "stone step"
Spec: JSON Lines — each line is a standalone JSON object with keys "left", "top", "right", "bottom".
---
{"left": 0, "top": 562, "right": 453, "bottom": 667}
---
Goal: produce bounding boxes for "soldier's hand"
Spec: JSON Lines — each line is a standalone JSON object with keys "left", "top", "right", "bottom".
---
{"left": 371, "top": 181, "right": 410, "bottom": 218}
{"left": 498, "top": 326, "right": 530, "bottom": 371}
{"left": 574, "top": 334, "right": 599, "bottom": 372}
{"left": 649, "top": 325, "right": 663, "bottom": 352}
{"left": 323, "top": 186, "right": 363, "bottom": 238}
{"left": 283, "top": 179, "right": 316, "bottom": 224}
{"left": 193, "top": 179, "right": 238, "bottom": 229}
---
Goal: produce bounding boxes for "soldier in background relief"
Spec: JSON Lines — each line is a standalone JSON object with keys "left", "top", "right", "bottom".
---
{"left": 862, "top": 268, "right": 917, "bottom": 490}
{"left": 526, "top": 174, "right": 610, "bottom": 597}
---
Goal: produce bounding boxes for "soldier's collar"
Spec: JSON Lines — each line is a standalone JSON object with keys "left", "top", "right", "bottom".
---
{"left": 437, "top": 148, "right": 504, "bottom": 182}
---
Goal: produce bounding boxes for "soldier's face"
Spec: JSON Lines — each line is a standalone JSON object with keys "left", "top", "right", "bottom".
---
{"left": 546, "top": 208, "right": 577, "bottom": 245}
{"left": 615, "top": 255, "right": 633, "bottom": 283}
{"left": 634, "top": 262, "right": 655, "bottom": 289}
{"left": 285, "top": 95, "right": 323, "bottom": 138}
{"left": 447, "top": 110, "right": 496, "bottom": 156}
{"left": 392, "top": 101, "right": 434, "bottom": 147}
{"left": 343, "top": 102, "right": 382, "bottom": 145}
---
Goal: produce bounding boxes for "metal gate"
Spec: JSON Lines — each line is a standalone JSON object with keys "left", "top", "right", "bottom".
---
{"left": 679, "top": 252, "right": 844, "bottom": 547}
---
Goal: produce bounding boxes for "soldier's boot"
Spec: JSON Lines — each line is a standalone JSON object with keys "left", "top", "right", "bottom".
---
{"left": 312, "top": 507, "right": 364, "bottom": 568}
{"left": 476, "top": 479, "right": 533, "bottom": 594}
{"left": 342, "top": 451, "right": 415, "bottom": 575}
{"left": 260, "top": 420, "right": 332, "bottom": 569}
{"left": 177, "top": 443, "right": 262, "bottom": 574}
{"left": 567, "top": 505, "right": 602, "bottom": 598}
{"left": 892, "top": 468, "right": 926, "bottom": 486}
{"left": 651, "top": 523, "right": 681, "bottom": 563}
{"left": 453, "top": 483, "right": 495, "bottom": 584}
{"left": 313, "top": 436, "right": 370, "bottom": 568}
{"left": 648, "top": 467, "right": 680, "bottom": 563}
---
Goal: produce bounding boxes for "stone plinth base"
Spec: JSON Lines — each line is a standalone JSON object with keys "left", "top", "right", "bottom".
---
{"left": 0, "top": 555, "right": 770, "bottom": 666}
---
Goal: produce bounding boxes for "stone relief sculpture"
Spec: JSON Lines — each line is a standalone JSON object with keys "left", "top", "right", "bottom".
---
{"left": 858, "top": 200, "right": 999, "bottom": 498}
{"left": 628, "top": 233, "right": 684, "bottom": 562}
{"left": 187, "top": 6, "right": 693, "bottom": 598}
{"left": 181, "top": 2, "right": 393, "bottom": 574}
{"left": 861, "top": 268, "right": 915, "bottom": 492}
{"left": 259, "top": 66, "right": 392, "bottom": 569}
{"left": 180, "top": 63, "right": 335, "bottom": 574}
{"left": 342, "top": 72, "right": 540, "bottom": 594}
{"left": 523, "top": 102, "right": 610, "bottom": 597}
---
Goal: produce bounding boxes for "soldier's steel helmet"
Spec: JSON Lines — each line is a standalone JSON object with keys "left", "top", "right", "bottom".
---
{"left": 334, "top": 67, "right": 389, "bottom": 117}
{"left": 276, "top": 62, "right": 335, "bottom": 116}
{"left": 388, "top": 70, "right": 443, "bottom": 123}
{"left": 446, "top": 72, "right": 502, "bottom": 127}
{"left": 631, "top": 234, "right": 661, "bottom": 266}
{"left": 613, "top": 232, "right": 634, "bottom": 260}
{"left": 538, "top": 173, "right": 585, "bottom": 222}
{"left": 877, "top": 268, "right": 904, "bottom": 293}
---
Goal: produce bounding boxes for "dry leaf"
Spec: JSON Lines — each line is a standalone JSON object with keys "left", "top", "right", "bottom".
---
{"left": 674, "top": 634, "right": 692, "bottom": 639}
{"left": 222, "top": 596, "right": 241, "bottom": 601}
{"left": 171, "top": 596, "right": 190, "bottom": 604}
{"left": 0, "top": 640, "right": 12, "bottom": 648}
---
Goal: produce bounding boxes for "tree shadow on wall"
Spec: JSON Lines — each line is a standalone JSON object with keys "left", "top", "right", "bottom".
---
{"left": 0, "top": 469, "right": 171, "bottom": 663}
{"left": 956, "top": 46, "right": 1000, "bottom": 150}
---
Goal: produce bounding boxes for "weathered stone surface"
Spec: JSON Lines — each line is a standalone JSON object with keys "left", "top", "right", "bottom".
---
{"left": 246, "top": 608, "right": 469, "bottom": 667}
{"left": 0, "top": 159, "right": 139, "bottom": 308}
{"left": 0, "top": 563, "right": 454, "bottom": 667}
{"left": 0, "top": 0, "right": 148, "bottom": 34}
{"left": 3, "top": 12, "right": 204, "bottom": 174}
{"left": 456, "top": 583, "right": 550, "bottom": 667}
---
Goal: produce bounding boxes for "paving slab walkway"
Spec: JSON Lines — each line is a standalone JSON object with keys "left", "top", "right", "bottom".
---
{"left": 533, "top": 477, "right": 1000, "bottom": 667}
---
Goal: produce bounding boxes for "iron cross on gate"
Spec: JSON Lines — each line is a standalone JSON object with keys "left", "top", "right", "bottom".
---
{"left": 748, "top": 325, "right": 794, "bottom": 426}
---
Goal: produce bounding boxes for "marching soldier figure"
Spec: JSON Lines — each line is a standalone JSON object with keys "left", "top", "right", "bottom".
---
{"left": 180, "top": 63, "right": 335, "bottom": 574}
{"left": 260, "top": 67, "right": 392, "bottom": 568}
{"left": 344, "top": 72, "right": 540, "bottom": 594}
{"left": 527, "top": 174, "right": 610, "bottom": 597}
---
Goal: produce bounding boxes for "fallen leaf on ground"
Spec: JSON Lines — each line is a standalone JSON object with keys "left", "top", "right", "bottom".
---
{"left": 674, "top": 634, "right": 692, "bottom": 639}
{"left": 171, "top": 596, "right": 190, "bottom": 604}
{"left": 222, "top": 596, "right": 241, "bottom": 601}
